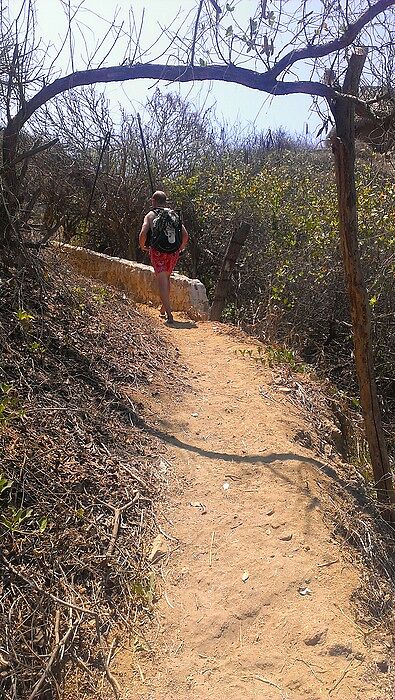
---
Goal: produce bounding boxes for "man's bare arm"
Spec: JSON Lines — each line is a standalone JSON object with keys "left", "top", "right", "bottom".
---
{"left": 180, "top": 224, "right": 189, "bottom": 252}
{"left": 139, "top": 215, "right": 151, "bottom": 251}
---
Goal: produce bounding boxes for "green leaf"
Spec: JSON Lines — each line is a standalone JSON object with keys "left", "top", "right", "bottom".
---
{"left": 0, "top": 384, "right": 12, "bottom": 395}
{"left": 39, "top": 517, "right": 48, "bottom": 533}
{"left": 369, "top": 295, "right": 378, "bottom": 307}
{"left": 15, "top": 309, "right": 34, "bottom": 323}
{"left": 14, "top": 507, "right": 33, "bottom": 524}
{"left": 225, "top": 25, "right": 233, "bottom": 37}
{"left": 0, "top": 476, "right": 13, "bottom": 495}
{"left": 199, "top": 58, "right": 207, "bottom": 66}
{"left": 0, "top": 516, "right": 13, "bottom": 529}
{"left": 0, "top": 506, "right": 33, "bottom": 531}
{"left": 226, "top": 3, "right": 235, "bottom": 10}
{"left": 29, "top": 341, "right": 45, "bottom": 354}
{"left": 250, "top": 18, "right": 257, "bottom": 35}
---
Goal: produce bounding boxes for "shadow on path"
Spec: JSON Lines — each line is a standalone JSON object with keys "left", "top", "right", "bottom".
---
{"left": 167, "top": 319, "right": 198, "bottom": 330}
{"left": 148, "top": 423, "right": 325, "bottom": 470}
{"left": 142, "top": 421, "right": 372, "bottom": 511}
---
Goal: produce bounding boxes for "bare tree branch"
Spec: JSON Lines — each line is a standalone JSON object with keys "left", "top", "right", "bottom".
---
{"left": 8, "top": 136, "right": 59, "bottom": 167}
{"left": 4, "top": 63, "right": 335, "bottom": 141}
{"left": 190, "top": 0, "right": 204, "bottom": 66}
{"left": 266, "top": 0, "right": 395, "bottom": 80}
{"left": 3, "top": 0, "right": 394, "bottom": 168}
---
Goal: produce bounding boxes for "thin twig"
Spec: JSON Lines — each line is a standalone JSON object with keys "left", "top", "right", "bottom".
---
{"left": 28, "top": 622, "right": 74, "bottom": 700}
{"left": 136, "top": 662, "right": 145, "bottom": 682}
{"left": 317, "top": 559, "right": 339, "bottom": 567}
{"left": 106, "top": 638, "right": 118, "bottom": 667}
{"left": 3, "top": 558, "right": 98, "bottom": 616}
{"left": 6, "top": 138, "right": 60, "bottom": 168}
{"left": 121, "top": 463, "right": 150, "bottom": 491}
{"left": 209, "top": 530, "right": 215, "bottom": 566}
{"left": 95, "top": 618, "right": 121, "bottom": 700}
{"left": 252, "top": 675, "right": 283, "bottom": 690}
{"left": 190, "top": 0, "right": 204, "bottom": 66}
{"left": 294, "top": 657, "right": 326, "bottom": 683}
{"left": 152, "top": 514, "right": 179, "bottom": 543}
{"left": 329, "top": 659, "right": 361, "bottom": 695}
{"left": 106, "top": 508, "right": 121, "bottom": 557}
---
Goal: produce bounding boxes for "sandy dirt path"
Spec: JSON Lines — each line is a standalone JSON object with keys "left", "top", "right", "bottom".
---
{"left": 116, "top": 312, "right": 391, "bottom": 700}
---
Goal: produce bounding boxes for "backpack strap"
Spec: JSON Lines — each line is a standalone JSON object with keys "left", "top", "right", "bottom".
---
{"left": 149, "top": 207, "right": 163, "bottom": 231}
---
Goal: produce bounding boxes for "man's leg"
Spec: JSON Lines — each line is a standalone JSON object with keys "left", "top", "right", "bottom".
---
{"left": 159, "top": 277, "right": 170, "bottom": 315}
{"left": 157, "top": 271, "right": 173, "bottom": 322}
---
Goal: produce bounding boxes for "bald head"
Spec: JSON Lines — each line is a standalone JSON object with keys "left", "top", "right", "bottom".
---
{"left": 152, "top": 190, "right": 167, "bottom": 207}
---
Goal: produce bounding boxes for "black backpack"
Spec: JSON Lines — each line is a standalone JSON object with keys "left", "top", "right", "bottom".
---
{"left": 150, "top": 207, "right": 182, "bottom": 253}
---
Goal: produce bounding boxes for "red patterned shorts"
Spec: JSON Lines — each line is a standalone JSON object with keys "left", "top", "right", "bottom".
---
{"left": 149, "top": 248, "right": 180, "bottom": 275}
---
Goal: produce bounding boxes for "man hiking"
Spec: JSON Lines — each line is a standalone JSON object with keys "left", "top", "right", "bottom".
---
{"left": 139, "top": 190, "right": 189, "bottom": 325}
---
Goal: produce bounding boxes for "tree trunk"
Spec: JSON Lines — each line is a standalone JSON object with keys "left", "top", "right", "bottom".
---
{"left": 330, "top": 51, "right": 395, "bottom": 522}
{"left": 1, "top": 122, "right": 23, "bottom": 264}
{"left": 209, "top": 221, "right": 250, "bottom": 321}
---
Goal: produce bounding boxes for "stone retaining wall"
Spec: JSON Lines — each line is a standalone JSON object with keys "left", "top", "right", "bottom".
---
{"left": 58, "top": 244, "right": 209, "bottom": 320}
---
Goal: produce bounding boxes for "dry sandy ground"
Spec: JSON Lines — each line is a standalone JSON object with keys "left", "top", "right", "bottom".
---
{"left": 116, "top": 311, "right": 392, "bottom": 700}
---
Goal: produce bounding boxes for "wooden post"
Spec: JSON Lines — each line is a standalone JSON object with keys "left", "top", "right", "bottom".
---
{"left": 330, "top": 50, "right": 395, "bottom": 522}
{"left": 209, "top": 221, "right": 251, "bottom": 321}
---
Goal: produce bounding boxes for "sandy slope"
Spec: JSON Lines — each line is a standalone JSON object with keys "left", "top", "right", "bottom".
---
{"left": 116, "top": 311, "right": 392, "bottom": 700}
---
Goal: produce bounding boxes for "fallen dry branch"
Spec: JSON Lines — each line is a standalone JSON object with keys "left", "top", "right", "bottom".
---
{"left": 28, "top": 620, "right": 74, "bottom": 700}
{"left": 95, "top": 617, "right": 121, "bottom": 700}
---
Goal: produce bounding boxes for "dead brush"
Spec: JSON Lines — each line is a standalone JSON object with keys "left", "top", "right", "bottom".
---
{"left": 0, "top": 261, "right": 183, "bottom": 700}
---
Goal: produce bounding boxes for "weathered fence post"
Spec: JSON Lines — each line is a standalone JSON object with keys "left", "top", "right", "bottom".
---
{"left": 209, "top": 221, "right": 251, "bottom": 321}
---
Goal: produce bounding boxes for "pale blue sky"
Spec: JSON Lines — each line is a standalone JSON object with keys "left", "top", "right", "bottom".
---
{"left": 32, "top": 0, "right": 325, "bottom": 138}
